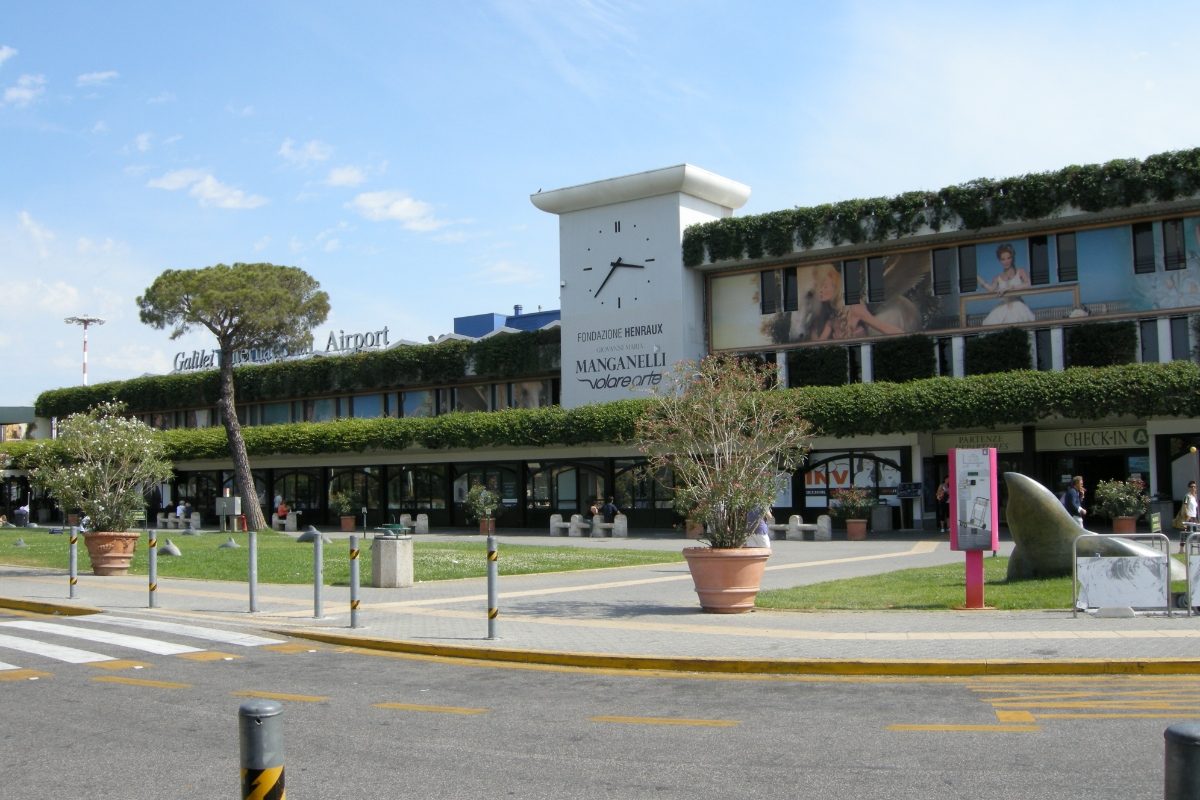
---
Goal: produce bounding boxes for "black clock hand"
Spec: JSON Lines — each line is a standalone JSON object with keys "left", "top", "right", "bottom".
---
{"left": 610, "top": 258, "right": 646, "bottom": 270}
{"left": 594, "top": 263, "right": 619, "bottom": 298}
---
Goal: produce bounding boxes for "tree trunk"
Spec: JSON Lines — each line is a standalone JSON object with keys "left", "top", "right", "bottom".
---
{"left": 218, "top": 351, "right": 266, "bottom": 531}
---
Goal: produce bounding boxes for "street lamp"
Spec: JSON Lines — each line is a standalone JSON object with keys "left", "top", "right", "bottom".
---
{"left": 64, "top": 315, "right": 106, "bottom": 386}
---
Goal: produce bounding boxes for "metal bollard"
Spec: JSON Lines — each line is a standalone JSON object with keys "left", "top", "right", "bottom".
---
{"left": 239, "top": 700, "right": 284, "bottom": 800}
{"left": 349, "top": 534, "right": 360, "bottom": 629}
{"left": 487, "top": 534, "right": 498, "bottom": 640}
{"left": 313, "top": 533, "right": 324, "bottom": 619}
{"left": 1165, "top": 723, "right": 1200, "bottom": 798}
{"left": 68, "top": 526, "right": 78, "bottom": 599}
{"left": 248, "top": 529, "right": 258, "bottom": 613}
{"left": 147, "top": 528, "right": 158, "bottom": 608}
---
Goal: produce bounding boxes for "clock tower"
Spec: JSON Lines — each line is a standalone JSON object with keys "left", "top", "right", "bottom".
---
{"left": 532, "top": 165, "right": 750, "bottom": 408}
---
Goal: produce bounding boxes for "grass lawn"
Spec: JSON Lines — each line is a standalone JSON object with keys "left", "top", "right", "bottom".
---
{"left": 0, "top": 528, "right": 683, "bottom": 585}
{"left": 757, "top": 554, "right": 1189, "bottom": 611}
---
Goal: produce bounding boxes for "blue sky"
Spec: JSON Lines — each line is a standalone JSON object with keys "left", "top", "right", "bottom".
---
{"left": 2, "top": 1, "right": 1198, "bottom": 406}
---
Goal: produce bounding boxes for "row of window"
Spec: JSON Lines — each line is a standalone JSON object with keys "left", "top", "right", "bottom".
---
{"left": 139, "top": 379, "right": 558, "bottom": 431}
{"left": 759, "top": 217, "right": 1190, "bottom": 312}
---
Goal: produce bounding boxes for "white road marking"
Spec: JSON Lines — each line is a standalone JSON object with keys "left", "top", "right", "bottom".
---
{"left": 75, "top": 615, "right": 285, "bottom": 647}
{"left": 0, "top": 620, "right": 202, "bottom": 655}
{"left": 0, "top": 631, "right": 114, "bottom": 664}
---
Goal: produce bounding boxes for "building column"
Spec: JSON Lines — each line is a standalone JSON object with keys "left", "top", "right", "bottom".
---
{"left": 860, "top": 343, "right": 873, "bottom": 383}
{"left": 951, "top": 336, "right": 965, "bottom": 377}
{"left": 1050, "top": 328, "right": 1065, "bottom": 370}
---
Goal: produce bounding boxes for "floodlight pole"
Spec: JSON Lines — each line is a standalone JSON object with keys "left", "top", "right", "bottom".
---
{"left": 64, "top": 315, "right": 106, "bottom": 386}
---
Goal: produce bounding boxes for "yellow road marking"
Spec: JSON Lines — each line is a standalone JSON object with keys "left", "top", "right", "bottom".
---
{"left": 591, "top": 715, "right": 739, "bottom": 728}
{"left": 1036, "top": 712, "right": 1200, "bottom": 719}
{"left": 264, "top": 643, "right": 320, "bottom": 654}
{"left": 888, "top": 724, "right": 1040, "bottom": 732}
{"left": 0, "top": 669, "right": 51, "bottom": 681}
{"left": 88, "top": 659, "right": 150, "bottom": 671}
{"left": 995, "top": 710, "right": 1036, "bottom": 723}
{"left": 993, "top": 701, "right": 1200, "bottom": 710}
{"left": 374, "top": 702, "right": 487, "bottom": 715}
{"left": 233, "top": 690, "right": 328, "bottom": 703}
{"left": 179, "top": 651, "right": 240, "bottom": 662}
{"left": 93, "top": 675, "right": 191, "bottom": 689}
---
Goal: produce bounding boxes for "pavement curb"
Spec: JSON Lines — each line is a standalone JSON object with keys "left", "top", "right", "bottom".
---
{"left": 281, "top": 628, "right": 1200, "bottom": 676}
{"left": 0, "top": 596, "right": 102, "bottom": 617}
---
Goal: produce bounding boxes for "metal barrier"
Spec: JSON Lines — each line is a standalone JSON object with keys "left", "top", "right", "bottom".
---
{"left": 1184, "top": 526, "right": 1200, "bottom": 615}
{"left": 1072, "top": 532, "right": 1173, "bottom": 617}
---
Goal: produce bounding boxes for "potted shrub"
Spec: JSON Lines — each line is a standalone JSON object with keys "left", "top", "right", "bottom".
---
{"left": 1093, "top": 477, "right": 1149, "bottom": 534}
{"left": 829, "top": 487, "right": 873, "bottom": 540}
{"left": 465, "top": 483, "right": 499, "bottom": 534}
{"left": 27, "top": 401, "right": 173, "bottom": 575}
{"left": 636, "top": 355, "right": 811, "bottom": 613}
{"left": 329, "top": 491, "right": 359, "bottom": 532}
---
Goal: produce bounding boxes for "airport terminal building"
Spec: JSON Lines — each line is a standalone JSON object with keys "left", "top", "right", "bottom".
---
{"left": 13, "top": 149, "right": 1200, "bottom": 530}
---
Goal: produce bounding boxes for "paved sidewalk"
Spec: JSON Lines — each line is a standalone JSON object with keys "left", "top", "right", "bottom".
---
{"left": 3, "top": 531, "right": 1199, "bottom": 675}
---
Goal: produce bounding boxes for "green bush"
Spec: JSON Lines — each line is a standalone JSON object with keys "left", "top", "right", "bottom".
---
{"left": 964, "top": 328, "right": 1033, "bottom": 375}
{"left": 787, "top": 346, "right": 848, "bottom": 387}
{"left": 871, "top": 335, "right": 936, "bottom": 383}
{"left": 1064, "top": 321, "right": 1137, "bottom": 367}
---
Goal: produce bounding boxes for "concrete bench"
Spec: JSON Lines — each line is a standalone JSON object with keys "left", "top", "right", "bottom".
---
{"left": 766, "top": 514, "right": 833, "bottom": 541}
{"left": 589, "top": 513, "right": 628, "bottom": 538}
{"left": 398, "top": 513, "right": 429, "bottom": 534}
{"left": 549, "top": 513, "right": 590, "bottom": 537}
{"left": 272, "top": 511, "right": 300, "bottom": 532}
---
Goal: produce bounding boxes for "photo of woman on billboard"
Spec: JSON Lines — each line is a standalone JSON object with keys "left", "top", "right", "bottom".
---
{"left": 977, "top": 243, "right": 1035, "bottom": 325}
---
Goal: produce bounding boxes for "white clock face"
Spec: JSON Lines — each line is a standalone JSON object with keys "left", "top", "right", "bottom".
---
{"left": 581, "top": 218, "right": 654, "bottom": 309}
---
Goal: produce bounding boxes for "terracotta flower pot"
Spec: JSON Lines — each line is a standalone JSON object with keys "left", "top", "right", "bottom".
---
{"left": 1112, "top": 516, "right": 1137, "bottom": 534}
{"left": 845, "top": 518, "right": 867, "bottom": 540}
{"left": 479, "top": 518, "right": 495, "bottom": 535}
{"left": 83, "top": 531, "right": 140, "bottom": 576}
{"left": 340, "top": 515, "right": 356, "bottom": 532}
{"left": 682, "top": 546, "right": 770, "bottom": 613}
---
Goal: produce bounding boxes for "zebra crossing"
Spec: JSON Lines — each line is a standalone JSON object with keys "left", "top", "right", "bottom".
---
{"left": 0, "top": 613, "right": 285, "bottom": 670}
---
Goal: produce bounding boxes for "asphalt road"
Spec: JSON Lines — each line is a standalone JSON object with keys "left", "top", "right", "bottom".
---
{"left": 0, "top": 608, "right": 1188, "bottom": 799}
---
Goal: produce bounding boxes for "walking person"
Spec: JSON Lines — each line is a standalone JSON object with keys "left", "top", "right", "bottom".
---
{"left": 1181, "top": 480, "right": 1197, "bottom": 552}
{"left": 1063, "top": 476, "right": 1087, "bottom": 527}
{"left": 935, "top": 475, "right": 950, "bottom": 533}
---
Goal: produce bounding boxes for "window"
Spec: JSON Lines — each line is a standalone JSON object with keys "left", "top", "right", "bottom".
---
{"left": 936, "top": 337, "right": 954, "bottom": 377}
{"left": 1140, "top": 319, "right": 1160, "bottom": 363}
{"left": 932, "top": 248, "right": 955, "bottom": 295}
{"left": 1034, "top": 329, "right": 1053, "bottom": 371}
{"left": 1133, "top": 222, "right": 1156, "bottom": 274}
{"left": 847, "top": 345, "right": 862, "bottom": 383}
{"left": 1029, "top": 235, "right": 1050, "bottom": 285}
{"left": 1056, "top": 232, "right": 1078, "bottom": 282}
{"left": 760, "top": 268, "right": 797, "bottom": 314}
{"left": 1171, "top": 316, "right": 1191, "bottom": 361}
{"left": 957, "top": 245, "right": 977, "bottom": 293}
{"left": 304, "top": 398, "right": 337, "bottom": 422}
{"left": 1164, "top": 218, "right": 1187, "bottom": 271}
{"left": 261, "top": 402, "right": 290, "bottom": 425}
{"left": 842, "top": 259, "right": 863, "bottom": 305}
{"left": 351, "top": 394, "right": 383, "bottom": 419}
{"left": 402, "top": 391, "right": 434, "bottom": 418}
{"left": 866, "top": 256, "right": 886, "bottom": 303}
{"left": 456, "top": 384, "right": 491, "bottom": 413}
{"left": 511, "top": 380, "right": 550, "bottom": 409}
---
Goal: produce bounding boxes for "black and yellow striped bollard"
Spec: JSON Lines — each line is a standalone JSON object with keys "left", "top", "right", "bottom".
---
{"left": 487, "top": 534, "right": 498, "bottom": 640}
{"left": 349, "top": 535, "right": 360, "bottom": 629}
{"left": 239, "top": 700, "right": 285, "bottom": 799}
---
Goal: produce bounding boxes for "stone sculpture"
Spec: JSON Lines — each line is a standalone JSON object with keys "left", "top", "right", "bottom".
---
{"left": 1003, "top": 471, "right": 1184, "bottom": 581}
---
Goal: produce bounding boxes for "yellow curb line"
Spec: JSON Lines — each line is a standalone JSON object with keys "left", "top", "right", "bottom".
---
{"left": 276, "top": 628, "right": 1200, "bottom": 677}
{"left": 0, "top": 596, "right": 101, "bottom": 617}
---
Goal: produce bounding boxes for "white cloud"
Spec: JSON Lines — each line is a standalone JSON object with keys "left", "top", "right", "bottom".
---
{"left": 147, "top": 91, "right": 175, "bottom": 104}
{"left": 147, "top": 169, "right": 268, "bottom": 209}
{"left": 350, "top": 191, "right": 447, "bottom": 231}
{"left": 76, "top": 236, "right": 121, "bottom": 256}
{"left": 323, "top": 238, "right": 340, "bottom": 253}
{"left": 92, "top": 120, "right": 108, "bottom": 134}
{"left": 253, "top": 235, "right": 271, "bottom": 252}
{"left": 77, "top": 70, "right": 118, "bottom": 87}
{"left": 226, "top": 104, "right": 254, "bottom": 117}
{"left": 473, "top": 260, "right": 540, "bottom": 285}
{"left": 4, "top": 74, "right": 45, "bottom": 106}
{"left": 18, "top": 211, "right": 54, "bottom": 258}
{"left": 279, "top": 138, "right": 332, "bottom": 167}
{"left": 134, "top": 132, "right": 153, "bottom": 152}
{"left": 325, "top": 165, "right": 366, "bottom": 187}
{"left": 0, "top": 45, "right": 16, "bottom": 67}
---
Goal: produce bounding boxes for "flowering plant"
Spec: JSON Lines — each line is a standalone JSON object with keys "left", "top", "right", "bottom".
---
{"left": 1092, "top": 477, "right": 1149, "bottom": 519}
{"left": 329, "top": 491, "right": 358, "bottom": 517}
{"left": 464, "top": 483, "right": 499, "bottom": 522}
{"left": 828, "top": 487, "right": 873, "bottom": 521}
{"left": 28, "top": 401, "right": 173, "bottom": 532}
{"left": 636, "top": 355, "right": 811, "bottom": 548}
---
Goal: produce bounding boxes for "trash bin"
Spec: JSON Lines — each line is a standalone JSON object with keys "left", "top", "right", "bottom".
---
{"left": 13, "top": 508, "right": 29, "bottom": 527}
{"left": 371, "top": 531, "right": 414, "bottom": 588}
{"left": 870, "top": 503, "right": 893, "bottom": 533}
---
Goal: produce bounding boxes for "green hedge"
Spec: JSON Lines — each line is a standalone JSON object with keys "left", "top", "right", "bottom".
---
{"left": 8, "top": 362, "right": 1199, "bottom": 467}
{"left": 1065, "top": 321, "right": 1137, "bottom": 367}
{"left": 682, "top": 147, "right": 1200, "bottom": 265}
{"left": 964, "top": 328, "right": 1034, "bottom": 375}
{"left": 786, "top": 346, "right": 848, "bottom": 387}
{"left": 34, "top": 328, "right": 561, "bottom": 418}
{"left": 872, "top": 335, "right": 936, "bottom": 383}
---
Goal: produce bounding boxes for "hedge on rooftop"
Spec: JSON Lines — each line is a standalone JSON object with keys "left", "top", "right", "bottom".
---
{"left": 681, "top": 147, "right": 1200, "bottom": 266}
